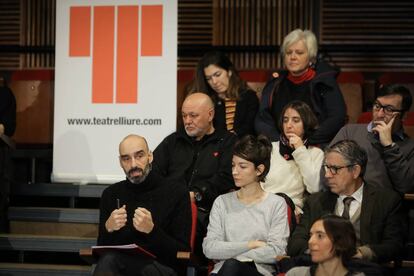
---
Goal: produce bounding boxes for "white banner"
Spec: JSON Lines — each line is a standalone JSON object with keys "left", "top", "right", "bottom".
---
{"left": 53, "top": 0, "right": 177, "bottom": 184}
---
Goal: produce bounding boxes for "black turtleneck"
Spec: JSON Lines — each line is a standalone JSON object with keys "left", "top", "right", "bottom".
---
{"left": 97, "top": 170, "right": 191, "bottom": 269}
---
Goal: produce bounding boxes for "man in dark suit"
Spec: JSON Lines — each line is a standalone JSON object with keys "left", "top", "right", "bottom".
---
{"left": 288, "top": 140, "right": 405, "bottom": 263}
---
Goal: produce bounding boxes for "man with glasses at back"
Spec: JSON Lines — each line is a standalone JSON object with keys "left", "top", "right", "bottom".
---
{"left": 287, "top": 140, "right": 405, "bottom": 263}
{"left": 329, "top": 84, "right": 414, "bottom": 193}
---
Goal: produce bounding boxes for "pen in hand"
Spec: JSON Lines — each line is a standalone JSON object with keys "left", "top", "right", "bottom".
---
{"left": 106, "top": 198, "right": 126, "bottom": 233}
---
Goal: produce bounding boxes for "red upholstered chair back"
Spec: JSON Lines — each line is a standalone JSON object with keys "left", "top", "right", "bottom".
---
{"left": 404, "top": 112, "right": 414, "bottom": 126}
{"left": 275, "top": 193, "right": 296, "bottom": 234}
{"left": 357, "top": 112, "right": 372, "bottom": 124}
{"left": 337, "top": 72, "right": 364, "bottom": 123}
{"left": 190, "top": 201, "right": 198, "bottom": 251}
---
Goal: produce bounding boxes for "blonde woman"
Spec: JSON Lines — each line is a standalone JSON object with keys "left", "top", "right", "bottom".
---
{"left": 255, "top": 29, "right": 346, "bottom": 146}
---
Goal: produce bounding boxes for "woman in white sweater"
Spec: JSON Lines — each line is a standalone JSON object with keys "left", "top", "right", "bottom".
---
{"left": 261, "top": 101, "right": 324, "bottom": 215}
{"left": 203, "top": 135, "right": 290, "bottom": 276}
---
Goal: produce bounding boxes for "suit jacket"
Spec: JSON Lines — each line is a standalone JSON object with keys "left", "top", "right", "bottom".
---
{"left": 287, "top": 183, "right": 405, "bottom": 263}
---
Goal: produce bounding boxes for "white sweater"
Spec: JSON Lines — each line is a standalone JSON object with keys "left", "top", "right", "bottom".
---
{"left": 261, "top": 142, "right": 324, "bottom": 212}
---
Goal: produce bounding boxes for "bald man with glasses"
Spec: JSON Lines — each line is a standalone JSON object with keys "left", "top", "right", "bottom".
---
{"left": 329, "top": 84, "right": 414, "bottom": 194}
{"left": 287, "top": 140, "right": 405, "bottom": 264}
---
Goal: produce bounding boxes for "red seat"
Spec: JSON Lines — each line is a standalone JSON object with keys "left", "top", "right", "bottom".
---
{"left": 190, "top": 201, "right": 197, "bottom": 251}
{"left": 337, "top": 72, "right": 364, "bottom": 123}
{"left": 275, "top": 192, "right": 296, "bottom": 234}
{"left": 177, "top": 201, "right": 207, "bottom": 276}
{"left": 337, "top": 72, "right": 364, "bottom": 84}
{"left": 404, "top": 112, "right": 414, "bottom": 126}
{"left": 378, "top": 72, "right": 414, "bottom": 85}
{"left": 357, "top": 112, "right": 372, "bottom": 124}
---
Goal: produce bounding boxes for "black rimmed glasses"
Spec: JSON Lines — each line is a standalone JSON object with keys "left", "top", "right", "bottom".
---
{"left": 323, "top": 164, "right": 356, "bottom": 175}
{"left": 372, "top": 101, "right": 404, "bottom": 115}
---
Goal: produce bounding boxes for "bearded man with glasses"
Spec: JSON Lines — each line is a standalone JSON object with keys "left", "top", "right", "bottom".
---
{"left": 287, "top": 140, "right": 405, "bottom": 264}
{"left": 329, "top": 84, "right": 414, "bottom": 194}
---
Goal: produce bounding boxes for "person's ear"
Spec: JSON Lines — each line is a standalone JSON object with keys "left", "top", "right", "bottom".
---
{"left": 208, "top": 108, "right": 215, "bottom": 122}
{"left": 228, "top": 70, "right": 232, "bottom": 77}
{"left": 148, "top": 151, "right": 153, "bottom": 164}
{"left": 352, "top": 164, "right": 361, "bottom": 179}
{"left": 256, "top": 164, "right": 265, "bottom": 177}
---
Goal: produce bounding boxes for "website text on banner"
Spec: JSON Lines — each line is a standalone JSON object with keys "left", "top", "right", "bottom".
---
{"left": 53, "top": 0, "right": 177, "bottom": 184}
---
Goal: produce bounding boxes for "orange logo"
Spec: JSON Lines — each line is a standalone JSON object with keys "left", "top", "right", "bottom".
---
{"left": 69, "top": 5, "right": 163, "bottom": 104}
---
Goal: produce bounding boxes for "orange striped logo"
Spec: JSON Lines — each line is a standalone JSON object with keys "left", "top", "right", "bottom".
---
{"left": 69, "top": 5, "right": 163, "bottom": 104}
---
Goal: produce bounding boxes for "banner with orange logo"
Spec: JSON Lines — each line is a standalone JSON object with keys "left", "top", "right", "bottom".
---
{"left": 53, "top": 0, "right": 177, "bottom": 184}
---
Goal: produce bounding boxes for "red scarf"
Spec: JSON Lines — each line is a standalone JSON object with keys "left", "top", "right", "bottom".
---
{"left": 287, "top": 68, "right": 316, "bottom": 84}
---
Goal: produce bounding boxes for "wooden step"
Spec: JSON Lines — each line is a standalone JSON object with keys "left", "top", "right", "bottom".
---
{"left": 9, "top": 221, "right": 98, "bottom": 237}
{"left": 8, "top": 206, "right": 99, "bottom": 237}
{"left": 0, "top": 263, "right": 92, "bottom": 276}
{"left": 8, "top": 207, "right": 99, "bottom": 224}
{"left": 0, "top": 234, "right": 96, "bottom": 252}
{"left": 11, "top": 182, "right": 108, "bottom": 198}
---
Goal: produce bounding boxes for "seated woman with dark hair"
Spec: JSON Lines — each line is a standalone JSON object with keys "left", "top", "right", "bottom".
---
{"left": 203, "top": 135, "right": 290, "bottom": 276}
{"left": 193, "top": 51, "right": 259, "bottom": 137}
{"left": 286, "top": 214, "right": 365, "bottom": 276}
{"left": 262, "top": 101, "right": 323, "bottom": 215}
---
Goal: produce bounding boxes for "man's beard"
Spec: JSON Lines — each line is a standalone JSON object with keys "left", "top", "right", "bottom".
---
{"left": 126, "top": 163, "right": 152, "bottom": 184}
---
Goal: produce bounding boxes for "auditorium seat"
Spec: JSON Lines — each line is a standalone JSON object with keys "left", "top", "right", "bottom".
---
{"left": 337, "top": 72, "right": 364, "bottom": 124}
{"left": 240, "top": 70, "right": 272, "bottom": 100}
{"left": 404, "top": 112, "right": 414, "bottom": 138}
{"left": 9, "top": 70, "right": 54, "bottom": 145}
{"left": 404, "top": 112, "right": 414, "bottom": 126}
{"left": 357, "top": 112, "right": 372, "bottom": 124}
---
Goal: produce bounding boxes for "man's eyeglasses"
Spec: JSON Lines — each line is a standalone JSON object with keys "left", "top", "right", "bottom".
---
{"left": 372, "top": 101, "right": 403, "bottom": 115}
{"left": 323, "top": 164, "right": 355, "bottom": 175}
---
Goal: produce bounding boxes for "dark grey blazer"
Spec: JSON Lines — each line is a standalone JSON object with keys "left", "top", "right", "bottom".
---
{"left": 287, "top": 183, "right": 406, "bottom": 263}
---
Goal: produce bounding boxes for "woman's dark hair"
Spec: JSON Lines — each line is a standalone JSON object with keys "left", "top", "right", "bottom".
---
{"left": 194, "top": 51, "right": 247, "bottom": 100}
{"left": 278, "top": 100, "right": 318, "bottom": 140}
{"left": 233, "top": 134, "right": 272, "bottom": 182}
{"left": 316, "top": 214, "right": 357, "bottom": 265}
